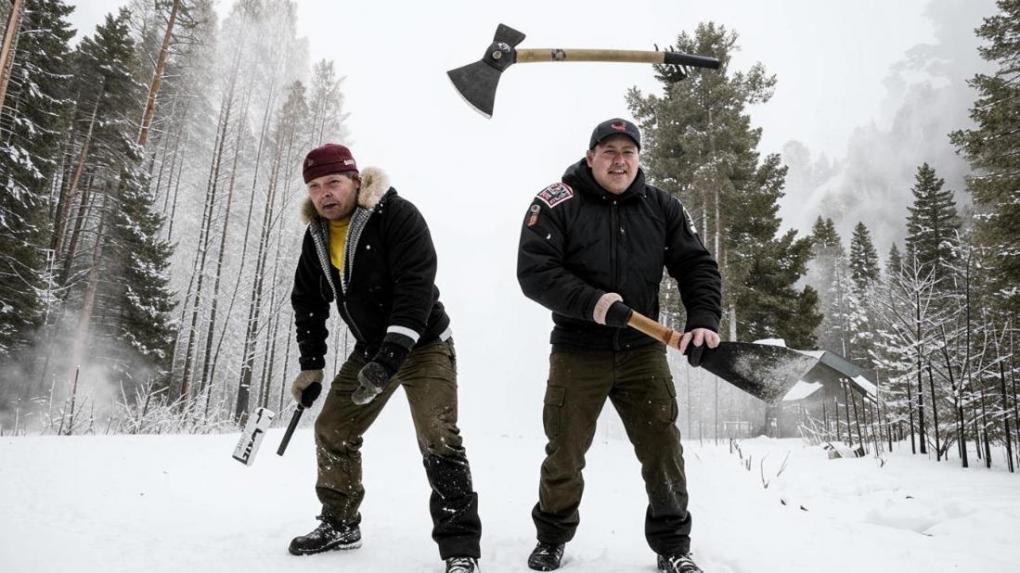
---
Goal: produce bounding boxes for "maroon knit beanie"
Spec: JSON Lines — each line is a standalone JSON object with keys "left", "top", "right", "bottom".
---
{"left": 302, "top": 143, "right": 358, "bottom": 183}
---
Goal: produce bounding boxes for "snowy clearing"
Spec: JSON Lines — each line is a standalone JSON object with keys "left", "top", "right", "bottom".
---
{"left": 2, "top": 420, "right": 1019, "bottom": 573}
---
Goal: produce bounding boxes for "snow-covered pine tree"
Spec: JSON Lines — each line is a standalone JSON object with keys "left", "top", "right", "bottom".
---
{"left": 807, "top": 217, "right": 848, "bottom": 354}
{"left": 886, "top": 243, "right": 903, "bottom": 279}
{"left": 627, "top": 22, "right": 820, "bottom": 346}
{"left": 849, "top": 222, "right": 880, "bottom": 291}
{"left": 905, "top": 163, "right": 961, "bottom": 289}
{"left": 847, "top": 222, "right": 880, "bottom": 367}
{"left": 950, "top": 0, "right": 1020, "bottom": 319}
{"left": 106, "top": 167, "right": 177, "bottom": 394}
{"left": 55, "top": 9, "right": 177, "bottom": 397}
{"left": 0, "top": 0, "right": 74, "bottom": 362}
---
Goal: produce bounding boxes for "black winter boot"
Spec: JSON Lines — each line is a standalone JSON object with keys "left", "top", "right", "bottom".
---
{"left": 288, "top": 516, "right": 362, "bottom": 555}
{"left": 445, "top": 556, "right": 480, "bottom": 572}
{"left": 657, "top": 552, "right": 703, "bottom": 573}
{"left": 527, "top": 542, "right": 564, "bottom": 571}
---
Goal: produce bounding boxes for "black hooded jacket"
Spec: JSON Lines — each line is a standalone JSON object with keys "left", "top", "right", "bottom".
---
{"left": 292, "top": 168, "right": 450, "bottom": 371}
{"left": 517, "top": 159, "right": 722, "bottom": 352}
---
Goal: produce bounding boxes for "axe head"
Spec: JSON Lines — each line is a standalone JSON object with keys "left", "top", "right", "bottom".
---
{"left": 447, "top": 24, "right": 526, "bottom": 118}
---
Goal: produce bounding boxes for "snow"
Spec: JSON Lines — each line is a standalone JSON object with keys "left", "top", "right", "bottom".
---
{"left": 851, "top": 374, "right": 878, "bottom": 397}
{"left": 3, "top": 422, "right": 1019, "bottom": 573}
{"left": 782, "top": 380, "right": 823, "bottom": 402}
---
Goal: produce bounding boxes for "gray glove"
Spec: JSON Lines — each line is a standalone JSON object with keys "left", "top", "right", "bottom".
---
{"left": 291, "top": 370, "right": 324, "bottom": 407}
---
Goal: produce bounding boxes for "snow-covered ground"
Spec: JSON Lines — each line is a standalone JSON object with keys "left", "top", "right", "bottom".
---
{"left": 2, "top": 412, "right": 1019, "bottom": 573}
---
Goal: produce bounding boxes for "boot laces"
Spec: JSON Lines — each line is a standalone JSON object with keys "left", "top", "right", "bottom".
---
{"left": 446, "top": 556, "right": 477, "bottom": 573}
{"left": 667, "top": 554, "right": 700, "bottom": 572}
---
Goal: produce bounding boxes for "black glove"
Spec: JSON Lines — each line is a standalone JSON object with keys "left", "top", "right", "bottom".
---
{"left": 299, "top": 381, "right": 322, "bottom": 408}
{"left": 352, "top": 335, "right": 412, "bottom": 405}
{"left": 685, "top": 343, "right": 706, "bottom": 368}
{"left": 291, "top": 370, "right": 323, "bottom": 408}
{"left": 604, "top": 301, "right": 634, "bottom": 328}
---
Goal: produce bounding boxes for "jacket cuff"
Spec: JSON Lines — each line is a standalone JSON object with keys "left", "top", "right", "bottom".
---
{"left": 584, "top": 289, "right": 608, "bottom": 323}
{"left": 684, "top": 309, "right": 720, "bottom": 334}
{"left": 382, "top": 330, "right": 417, "bottom": 350}
{"left": 299, "top": 356, "right": 325, "bottom": 371}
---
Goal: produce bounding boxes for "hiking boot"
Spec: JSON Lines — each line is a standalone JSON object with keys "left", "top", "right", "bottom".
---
{"left": 445, "top": 556, "right": 480, "bottom": 572}
{"left": 527, "top": 542, "right": 565, "bottom": 571}
{"left": 288, "top": 516, "right": 362, "bottom": 555}
{"left": 657, "top": 552, "right": 703, "bottom": 573}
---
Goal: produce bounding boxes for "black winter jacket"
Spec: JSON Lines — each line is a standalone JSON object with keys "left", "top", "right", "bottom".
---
{"left": 292, "top": 168, "right": 450, "bottom": 370}
{"left": 517, "top": 159, "right": 722, "bottom": 352}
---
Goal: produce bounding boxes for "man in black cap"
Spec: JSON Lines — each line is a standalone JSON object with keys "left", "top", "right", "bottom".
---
{"left": 288, "top": 143, "right": 482, "bottom": 573}
{"left": 517, "top": 118, "right": 722, "bottom": 573}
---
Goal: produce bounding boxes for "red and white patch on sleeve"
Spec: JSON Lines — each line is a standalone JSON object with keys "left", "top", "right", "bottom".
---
{"left": 537, "top": 182, "right": 574, "bottom": 208}
{"left": 526, "top": 204, "right": 541, "bottom": 227}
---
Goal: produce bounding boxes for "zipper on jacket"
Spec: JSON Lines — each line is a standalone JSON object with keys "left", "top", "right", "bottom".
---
{"left": 337, "top": 221, "right": 367, "bottom": 342}
{"left": 315, "top": 220, "right": 367, "bottom": 344}
{"left": 611, "top": 200, "right": 621, "bottom": 351}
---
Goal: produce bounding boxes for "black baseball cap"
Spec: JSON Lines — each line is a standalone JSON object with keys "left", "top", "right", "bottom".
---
{"left": 589, "top": 118, "right": 641, "bottom": 150}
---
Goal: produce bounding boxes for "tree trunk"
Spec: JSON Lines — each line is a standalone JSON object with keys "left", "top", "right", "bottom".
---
{"left": 915, "top": 291, "right": 927, "bottom": 454}
{"left": 928, "top": 363, "right": 941, "bottom": 461}
{"left": 257, "top": 182, "right": 290, "bottom": 409}
{"left": 59, "top": 174, "right": 96, "bottom": 286}
{"left": 137, "top": 0, "right": 181, "bottom": 147}
{"left": 198, "top": 86, "right": 253, "bottom": 399}
{"left": 0, "top": 0, "right": 24, "bottom": 110}
{"left": 979, "top": 384, "right": 991, "bottom": 468}
{"left": 52, "top": 97, "right": 100, "bottom": 261}
{"left": 906, "top": 378, "right": 916, "bottom": 454}
{"left": 1000, "top": 361, "right": 1015, "bottom": 473}
{"left": 178, "top": 86, "right": 236, "bottom": 403}
{"left": 68, "top": 191, "right": 109, "bottom": 376}
{"left": 940, "top": 325, "right": 967, "bottom": 467}
{"left": 150, "top": 96, "right": 179, "bottom": 203}
{"left": 235, "top": 136, "right": 282, "bottom": 422}
{"left": 850, "top": 385, "right": 864, "bottom": 453}
{"left": 842, "top": 382, "right": 853, "bottom": 446}
{"left": 278, "top": 316, "right": 292, "bottom": 412}
{"left": 164, "top": 127, "right": 189, "bottom": 242}
{"left": 208, "top": 80, "right": 278, "bottom": 397}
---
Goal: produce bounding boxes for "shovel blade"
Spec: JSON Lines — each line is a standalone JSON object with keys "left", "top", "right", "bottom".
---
{"left": 697, "top": 342, "right": 819, "bottom": 403}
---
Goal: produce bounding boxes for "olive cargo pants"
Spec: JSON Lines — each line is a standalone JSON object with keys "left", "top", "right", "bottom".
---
{"left": 533, "top": 345, "right": 692, "bottom": 555}
{"left": 314, "top": 339, "right": 481, "bottom": 559}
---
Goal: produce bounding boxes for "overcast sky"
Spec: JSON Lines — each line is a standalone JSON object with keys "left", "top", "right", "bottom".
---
{"left": 66, "top": 0, "right": 990, "bottom": 432}
{"left": 71, "top": 0, "right": 939, "bottom": 159}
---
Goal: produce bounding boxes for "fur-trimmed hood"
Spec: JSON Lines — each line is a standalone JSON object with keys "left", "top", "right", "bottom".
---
{"left": 300, "top": 166, "right": 391, "bottom": 223}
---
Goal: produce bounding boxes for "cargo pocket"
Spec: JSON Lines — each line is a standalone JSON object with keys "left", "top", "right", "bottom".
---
{"left": 543, "top": 385, "right": 566, "bottom": 439}
{"left": 445, "top": 338, "right": 457, "bottom": 370}
{"left": 655, "top": 378, "right": 679, "bottom": 424}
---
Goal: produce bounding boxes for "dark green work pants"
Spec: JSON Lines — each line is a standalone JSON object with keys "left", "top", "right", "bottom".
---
{"left": 314, "top": 339, "right": 481, "bottom": 559}
{"left": 533, "top": 345, "right": 692, "bottom": 555}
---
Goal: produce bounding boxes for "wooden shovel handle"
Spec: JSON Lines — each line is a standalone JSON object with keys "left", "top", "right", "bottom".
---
{"left": 627, "top": 310, "right": 683, "bottom": 351}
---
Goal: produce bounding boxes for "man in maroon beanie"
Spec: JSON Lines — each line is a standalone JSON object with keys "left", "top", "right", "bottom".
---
{"left": 288, "top": 143, "right": 482, "bottom": 573}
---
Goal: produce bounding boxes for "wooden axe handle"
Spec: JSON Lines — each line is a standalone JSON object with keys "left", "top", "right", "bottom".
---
{"left": 627, "top": 310, "right": 683, "bottom": 351}
{"left": 516, "top": 49, "right": 719, "bottom": 69}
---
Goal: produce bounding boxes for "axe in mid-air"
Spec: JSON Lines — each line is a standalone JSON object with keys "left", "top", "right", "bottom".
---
{"left": 447, "top": 23, "right": 721, "bottom": 117}
{"left": 627, "top": 311, "right": 819, "bottom": 403}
